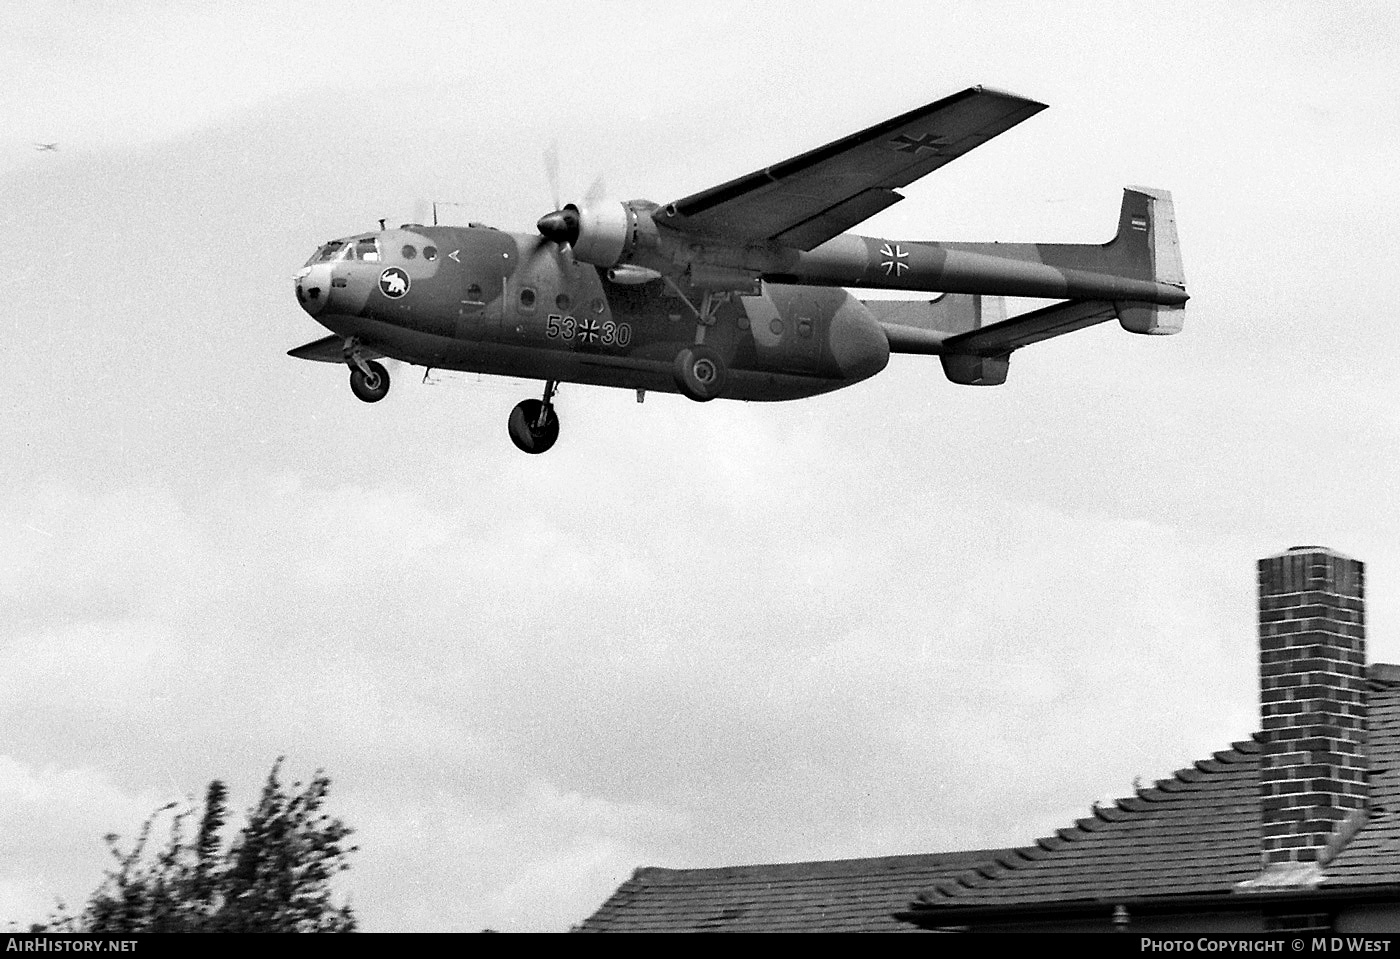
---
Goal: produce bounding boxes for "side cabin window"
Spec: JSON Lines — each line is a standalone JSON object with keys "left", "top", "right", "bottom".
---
{"left": 466, "top": 283, "right": 483, "bottom": 303}
{"left": 356, "top": 238, "right": 381, "bottom": 262}
{"left": 519, "top": 288, "right": 536, "bottom": 311}
{"left": 401, "top": 245, "right": 417, "bottom": 260}
{"left": 423, "top": 246, "right": 438, "bottom": 261}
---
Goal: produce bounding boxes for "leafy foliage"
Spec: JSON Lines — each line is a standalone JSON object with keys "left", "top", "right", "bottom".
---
{"left": 47, "top": 761, "right": 357, "bottom": 933}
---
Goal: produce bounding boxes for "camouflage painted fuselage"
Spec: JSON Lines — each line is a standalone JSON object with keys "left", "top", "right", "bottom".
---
{"left": 296, "top": 225, "right": 891, "bottom": 401}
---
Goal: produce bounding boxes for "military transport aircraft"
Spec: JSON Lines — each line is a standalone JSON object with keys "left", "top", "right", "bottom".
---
{"left": 291, "top": 85, "right": 1187, "bottom": 453}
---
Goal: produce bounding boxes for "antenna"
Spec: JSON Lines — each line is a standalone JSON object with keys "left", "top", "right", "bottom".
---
{"left": 430, "top": 201, "right": 472, "bottom": 227}
{"left": 378, "top": 218, "right": 386, "bottom": 230}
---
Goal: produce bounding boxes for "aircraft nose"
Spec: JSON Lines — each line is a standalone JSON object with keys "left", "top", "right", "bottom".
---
{"left": 295, "top": 263, "right": 331, "bottom": 316}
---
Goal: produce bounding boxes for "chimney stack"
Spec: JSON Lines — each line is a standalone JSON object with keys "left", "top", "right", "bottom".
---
{"left": 1256, "top": 546, "right": 1367, "bottom": 873}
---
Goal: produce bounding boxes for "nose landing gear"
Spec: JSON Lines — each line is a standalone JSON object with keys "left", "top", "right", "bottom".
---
{"left": 508, "top": 380, "right": 561, "bottom": 454}
{"left": 349, "top": 359, "right": 390, "bottom": 403}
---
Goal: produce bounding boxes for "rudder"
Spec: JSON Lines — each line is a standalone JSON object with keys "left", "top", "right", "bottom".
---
{"left": 1114, "top": 187, "right": 1186, "bottom": 335}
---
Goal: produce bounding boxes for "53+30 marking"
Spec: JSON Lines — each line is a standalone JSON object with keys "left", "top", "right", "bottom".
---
{"left": 545, "top": 314, "right": 632, "bottom": 347}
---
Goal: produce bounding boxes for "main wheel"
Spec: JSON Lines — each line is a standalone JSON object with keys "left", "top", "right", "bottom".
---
{"left": 508, "top": 399, "right": 560, "bottom": 454}
{"left": 673, "top": 345, "right": 728, "bottom": 402}
{"left": 349, "top": 360, "right": 390, "bottom": 403}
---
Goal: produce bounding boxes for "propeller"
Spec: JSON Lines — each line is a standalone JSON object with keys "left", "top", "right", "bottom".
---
{"left": 536, "top": 142, "right": 606, "bottom": 251}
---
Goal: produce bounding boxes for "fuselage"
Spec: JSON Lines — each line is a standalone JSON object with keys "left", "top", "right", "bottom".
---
{"left": 294, "top": 225, "right": 891, "bottom": 402}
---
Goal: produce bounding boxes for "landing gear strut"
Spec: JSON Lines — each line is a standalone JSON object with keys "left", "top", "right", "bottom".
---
{"left": 664, "top": 280, "right": 732, "bottom": 402}
{"left": 508, "top": 380, "right": 561, "bottom": 454}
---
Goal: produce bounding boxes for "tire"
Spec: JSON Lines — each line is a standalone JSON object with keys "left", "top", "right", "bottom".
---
{"left": 508, "top": 399, "right": 560, "bottom": 454}
{"left": 349, "top": 360, "right": 390, "bottom": 403}
{"left": 673, "top": 345, "right": 727, "bottom": 402}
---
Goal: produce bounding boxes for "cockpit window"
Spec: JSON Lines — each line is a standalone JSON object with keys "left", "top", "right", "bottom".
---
{"left": 307, "top": 241, "right": 344, "bottom": 265}
{"left": 356, "top": 238, "right": 381, "bottom": 262}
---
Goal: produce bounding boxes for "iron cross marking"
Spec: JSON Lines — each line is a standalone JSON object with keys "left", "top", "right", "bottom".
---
{"left": 889, "top": 132, "right": 945, "bottom": 155}
{"left": 879, "top": 243, "right": 909, "bottom": 277}
{"left": 577, "top": 317, "right": 601, "bottom": 344}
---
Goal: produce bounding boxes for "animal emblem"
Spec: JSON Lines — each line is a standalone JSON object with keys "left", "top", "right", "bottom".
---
{"left": 379, "top": 268, "right": 409, "bottom": 297}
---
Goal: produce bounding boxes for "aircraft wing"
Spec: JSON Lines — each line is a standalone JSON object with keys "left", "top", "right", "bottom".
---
{"left": 656, "top": 86, "right": 1046, "bottom": 251}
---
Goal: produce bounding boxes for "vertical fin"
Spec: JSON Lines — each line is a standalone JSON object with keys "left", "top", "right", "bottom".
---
{"left": 1125, "top": 186, "right": 1186, "bottom": 290}
{"left": 1115, "top": 187, "right": 1186, "bottom": 335}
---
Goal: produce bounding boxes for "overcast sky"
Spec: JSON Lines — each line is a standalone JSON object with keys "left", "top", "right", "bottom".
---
{"left": 2, "top": 0, "right": 1398, "bottom": 933}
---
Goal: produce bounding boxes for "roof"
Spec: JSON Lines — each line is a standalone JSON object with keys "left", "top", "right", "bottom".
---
{"left": 901, "top": 668, "right": 1400, "bottom": 926}
{"left": 577, "top": 849, "right": 1010, "bottom": 933}
{"left": 580, "top": 666, "right": 1400, "bottom": 932}
{"left": 906, "top": 739, "right": 1264, "bottom": 917}
{"left": 1315, "top": 665, "right": 1400, "bottom": 885}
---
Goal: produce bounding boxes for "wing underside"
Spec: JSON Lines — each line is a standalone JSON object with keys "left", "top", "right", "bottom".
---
{"left": 659, "top": 86, "right": 1046, "bottom": 250}
{"left": 287, "top": 334, "right": 383, "bottom": 364}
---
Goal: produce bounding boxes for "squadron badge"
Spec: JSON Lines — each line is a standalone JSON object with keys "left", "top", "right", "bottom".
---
{"left": 379, "top": 267, "right": 410, "bottom": 299}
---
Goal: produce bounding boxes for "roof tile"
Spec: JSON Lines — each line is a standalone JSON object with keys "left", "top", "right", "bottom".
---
{"left": 580, "top": 671, "right": 1400, "bottom": 932}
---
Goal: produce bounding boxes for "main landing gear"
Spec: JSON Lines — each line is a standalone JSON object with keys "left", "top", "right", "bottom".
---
{"left": 673, "top": 344, "right": 727, "bottom": 402}
{"left": 663, "top": 283, "right": 731, "bottom": 402}
{"left": 508, "top": 380, "right": 560, "bottom": 454}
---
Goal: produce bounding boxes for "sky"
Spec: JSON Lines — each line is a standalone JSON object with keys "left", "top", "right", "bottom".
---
{"left": 2, "top": 0, "right": 1398, "bottom": 933}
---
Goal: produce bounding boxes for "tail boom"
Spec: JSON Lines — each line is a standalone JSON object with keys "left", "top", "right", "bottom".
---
{"left": 769, "top": 187, "right": 1188, "bottom": 317}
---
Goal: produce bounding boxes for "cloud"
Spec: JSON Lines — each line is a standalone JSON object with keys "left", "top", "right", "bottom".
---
{"left": 0, "top": 758, "right": 164, "bottom": 929}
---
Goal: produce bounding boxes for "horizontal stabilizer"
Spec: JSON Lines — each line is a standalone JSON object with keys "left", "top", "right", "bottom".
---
{"left": 943, "top": 300, "right": 1118, "bottom": 355}
{"left": 866, "top": 293, "right": 1005, "bottom": 353}
{"left": 288, "top": 335, "right": 383, "bottom": 365}
{"left": 935, "top": 298, "right": 1177, "bottom": 385}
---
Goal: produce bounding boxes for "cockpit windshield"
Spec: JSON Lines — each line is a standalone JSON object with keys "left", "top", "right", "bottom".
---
{"left": 306, "top": 241, "right": 343, "bottom": 265}
{"left": 306, "top": 236, "right": 382, "bottom": 266}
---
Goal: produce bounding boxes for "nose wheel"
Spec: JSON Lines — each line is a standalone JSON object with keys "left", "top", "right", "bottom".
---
{"left": 508, "top": 380, "right": 561, "bottom": 454}
{"left": 349, "top": 359, "right": 390, "bottom": 403}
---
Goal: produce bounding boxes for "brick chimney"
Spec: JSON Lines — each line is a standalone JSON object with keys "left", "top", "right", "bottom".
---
{"left": 1255, "top": 546, "right": 1367, "bottom": 878}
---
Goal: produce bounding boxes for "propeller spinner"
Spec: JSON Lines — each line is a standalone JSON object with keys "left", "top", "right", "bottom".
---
{"left": 536, "top": 205, "right": 581, "bottom": 246}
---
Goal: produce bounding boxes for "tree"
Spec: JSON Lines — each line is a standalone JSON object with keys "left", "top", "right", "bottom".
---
{"left": 46, "top": 760, "right": 357, "bottom": 933}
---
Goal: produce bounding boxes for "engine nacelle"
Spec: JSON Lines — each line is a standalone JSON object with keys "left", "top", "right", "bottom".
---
{"left": 570, "top": 202, "right": 631, "bottom": 266}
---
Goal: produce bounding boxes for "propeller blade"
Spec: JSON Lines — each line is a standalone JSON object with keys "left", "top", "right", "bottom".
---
{"left": 543, "top": 141, "right": 562, "bottom": 212}
{"left": 583, "top": 175, "right": 607, "bottom": 208}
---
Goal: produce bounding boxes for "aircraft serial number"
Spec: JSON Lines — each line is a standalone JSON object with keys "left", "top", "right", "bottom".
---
{"left": 545, "top": 314, "right": 632, "bottom": 347}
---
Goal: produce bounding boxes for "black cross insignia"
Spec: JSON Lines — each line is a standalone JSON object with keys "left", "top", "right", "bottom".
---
{"left": 889, "top": 133, "right": 945, "bottom": 155}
